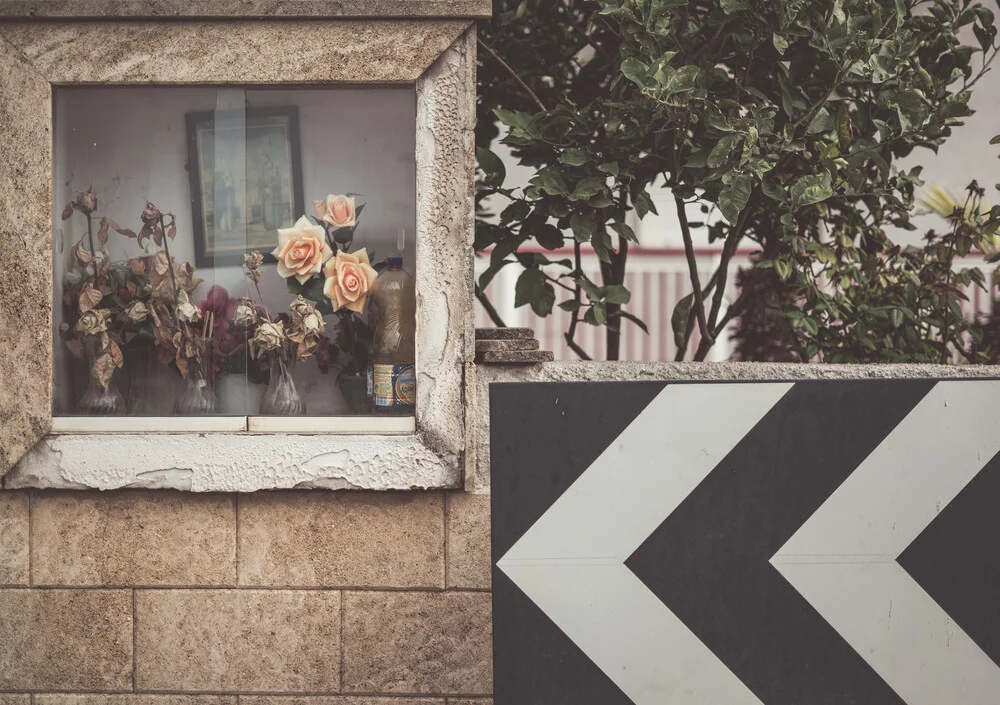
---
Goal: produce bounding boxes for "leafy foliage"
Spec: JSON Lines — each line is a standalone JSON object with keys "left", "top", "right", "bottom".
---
{"left": 477, "top": 0, "right": 1000, "bottom": 362}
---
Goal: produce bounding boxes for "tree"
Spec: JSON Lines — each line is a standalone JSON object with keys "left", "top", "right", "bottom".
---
{"left": 476, "top": 0, "right": 1000, "bottom": 363}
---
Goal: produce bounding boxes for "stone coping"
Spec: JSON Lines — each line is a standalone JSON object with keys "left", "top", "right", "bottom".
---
{"left": 0, "top": 0, "right": 493, "bottom": 19}
{"left": 465, "top": 361, "right": 1000, "bottom": 493}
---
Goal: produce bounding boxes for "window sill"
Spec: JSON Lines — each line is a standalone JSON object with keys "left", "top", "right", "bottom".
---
{"left": 50, "top": 416, "right": 416, "bottom": 435}
{"left": 6, "top": 416, "right": 454, "bottom": 493}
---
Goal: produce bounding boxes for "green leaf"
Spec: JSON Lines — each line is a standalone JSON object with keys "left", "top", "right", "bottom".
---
{"left": 569, "top": 176, "right": 606, "bottom": 201}
{"left": 990, "top": 135, "right": 1000, "bottom": 145}
{"left": 806, "top": 107, "right": 834, "bottom": 135}
{"left": 791, "top": 172, "right": 833, "bottom": 210}
{"left": 774, "top": 259, "right": 791, "bottom": 280}
{"left": 707, "top": 134, "right": 740, "bottom": 168}
{"left": 718, "top": 173, "right": 753, "bottom": 224}
{"left": 610, "top": 221, "right": 637, "bottom": 242}
{"left": 476, "top": 147, "right": 506, "bottom": 188}
{"left": 664, "top": 65, "right": 700, "bottom": 97}
{"left": 616, "top": 310, "right": 649, "bottom": 334}
{"left": 671, "top": 292, "right": 694, "bottom": 348}
{"left": 533, "top": 224, "right": 565, "bottom": 250}
{"left": 598, "top": 162, "right": 620, "bottom": 177}
{"left": 604, "top": 284, "right": 631, "bottom": 305}
{"left": 720, "top": 0, "right": 748, "bottom": 13}
{"left": 560, "top": 148, "right": 591, "bottom": 166}
{"left": 772, "top": 32, "right": 789, "bottom": 56}
{"left": 621, "top": 57, "right": 652, "bottom": 88}
{"left": 635, "top": 190, "right": 658, "bottom": 219}
{"left": 802, "top": 317, "right": 819, "bottom": 336}
{"left": 890, "top": 308, "right": 904, "bottom": 328}
{"left": 530, "top": 166, "right": 569, "bottom": 196}
{"left": 569, "top": 213, "right": 597, "bottom": 241}
{"left": 514, "top": 268, "right": 555, "bottom": 317}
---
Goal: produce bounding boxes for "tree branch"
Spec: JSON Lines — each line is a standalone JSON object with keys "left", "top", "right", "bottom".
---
{"left": 675, "top": 194, "right": 714, "bottom": 346}
{"left": 478, "top": 38, "right": 547, "bottom": 113}
{"left": 565, "top": 241, "right": 592, "bottom": 361}
{"left": 475, "top": 283, "right": 507, "bottom": 328}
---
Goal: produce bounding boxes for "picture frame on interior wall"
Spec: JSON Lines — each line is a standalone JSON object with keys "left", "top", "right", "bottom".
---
{"left": 186, "top": 105, "right": 304, "bottom": 268}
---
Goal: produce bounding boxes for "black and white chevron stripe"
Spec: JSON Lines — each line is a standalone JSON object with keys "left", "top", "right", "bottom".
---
{"left": 490, "top": 379, "right": 1000, "bottom": 705}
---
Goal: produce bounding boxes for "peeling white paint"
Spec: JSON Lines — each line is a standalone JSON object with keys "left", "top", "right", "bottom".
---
{"left": 5, "top": 433, "right": 460, "bottom": 492}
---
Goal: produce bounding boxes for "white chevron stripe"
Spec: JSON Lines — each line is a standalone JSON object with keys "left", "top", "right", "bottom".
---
{"left": 498, "top": 382, "right": 793, "bottom": 705}
{"left": 771, "top": 380, "right": 1000, "bottom": 705}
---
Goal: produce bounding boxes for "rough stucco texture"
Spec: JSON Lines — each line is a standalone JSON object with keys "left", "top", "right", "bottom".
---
{"left": 0, "top": 34, "right": 51, "bottom": 476}
{"left": 0, "top": 0, "right": 492, "bottom": 18}
{"left": 0, "top": 20, "right": 471, "bottom": 84}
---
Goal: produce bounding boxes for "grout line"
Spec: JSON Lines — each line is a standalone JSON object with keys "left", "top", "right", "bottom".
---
{"left": 26, "top": 491, "right": 33, "bottom": 587}
{"left": 0, "top": 584, "right": 489, "bottom": 593}
{"left": 235, "top": 493, "right": 241, "bottom": 586}
{"left": 0, "top": 690, "right": 493, "bottom": 698}
{"left": 339, "top": 589, "right": 346, "bottom": 692}
{"left": 443, "top": 490, "right": 450, "bottom": 589}
{"left": 132, "top": 589, "right": 138, "bottom": 692}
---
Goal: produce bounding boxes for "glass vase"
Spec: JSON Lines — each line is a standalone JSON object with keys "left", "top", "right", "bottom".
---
{"left": 262, "top": 343, "right": 306, "bottom": 416}
{"left": 77, "top": 334, "right": 125, "bottom": 416}
{"left": 173, "top": 337, "right": 217, "bottom": 415}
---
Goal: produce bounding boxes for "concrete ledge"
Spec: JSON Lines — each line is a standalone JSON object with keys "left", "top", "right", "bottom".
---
{"left": 466, "top": 361, "right": 1000, "bottom": 493}
{"left": 5, "top": 433, "right": 460, "bottom": 492}
{"left": 0, "top": 1, "right": 493, "bottom": 19}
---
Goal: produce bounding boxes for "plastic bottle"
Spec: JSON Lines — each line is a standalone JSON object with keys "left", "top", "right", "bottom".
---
{"left": 369, "top": 255, "right": 416, "bottom": 414}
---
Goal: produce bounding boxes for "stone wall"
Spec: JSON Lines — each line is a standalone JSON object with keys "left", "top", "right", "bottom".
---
{"left": 0, "top": 489, "right": 492, "bottom": 704}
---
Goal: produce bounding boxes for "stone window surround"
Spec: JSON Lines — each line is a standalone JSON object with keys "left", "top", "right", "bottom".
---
{"left": 0, "top": 17, "right": 478, "bottom": 492}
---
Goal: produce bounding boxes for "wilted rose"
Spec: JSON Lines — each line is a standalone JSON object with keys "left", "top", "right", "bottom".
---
{"left": 302, "top": 311, "right": 325, "bottom": 336}
{"left": 77, "top": 189, "right": 97, "bottom": 215}
{"left": 141, "top": 201, "right": 161, "bottom": 225}
{"left": 233, "top": 299, "right": 259, "bottom": 328}
{"left": 250, "top": 321, "right": 286, "bottom": 359}
{"left": 314, "top": 194, "right": 356, "bottom": 229}
{"left": 76, "top": 308, "right": 111, "bottom": 335}
{"left": 175, "top": 292, "right": 202, "bottom": 324}
{"left": 243, "top": 251, "right": 265, "bottom": 283}
{"left": 323, "top": 248, "right": 378, "bottom": 314}
{"left": 125, "top": 300, "right": 150, "bottom": 324}
{"left": 272, "top": 216, "right": 332, "bottom": 284}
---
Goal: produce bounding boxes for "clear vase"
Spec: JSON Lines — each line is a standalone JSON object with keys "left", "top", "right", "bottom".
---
{"left": 173, "top": 337, "right": 217, "bottom": 415}
{"left": 262, "top": 343, "right": 306, "bottom": 416}
{"left": 77, "top": 334, "right": 126, "bottom": 416}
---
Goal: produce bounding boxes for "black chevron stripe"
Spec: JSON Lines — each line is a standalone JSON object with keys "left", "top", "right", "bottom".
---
{"left": 491, "top": 380, "right": 667, "bottom": 705}
{"left": 625, "top": 379, "right": 934, "bottom": 705}
{"left": 898, "top": 446, "right": 1000, "bottom": 668}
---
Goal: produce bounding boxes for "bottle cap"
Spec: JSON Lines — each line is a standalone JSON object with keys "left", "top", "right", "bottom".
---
{"left": 387, "top": 256, "right": 403, "bottom": 268}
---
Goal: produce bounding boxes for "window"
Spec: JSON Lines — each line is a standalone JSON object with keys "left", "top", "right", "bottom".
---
{"left": 52, "top": 86, "right": 417, "bottom": 432}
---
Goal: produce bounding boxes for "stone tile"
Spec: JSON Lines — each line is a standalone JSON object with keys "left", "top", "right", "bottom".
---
{"left": 0, "top": 492, "right": 29, "bottom": 585}
{"left": 343, "top": 591, "right": 492, "bottom": 694}
{"left": 0, "top": 589, "right": 132, "bottom": 691}
{"left": 239, "top": 492, "right": 444, "bottom": 588}
{"left": 242, "top": 699, "right": 443, "bottom": 705}
{"left": 36, "top": 698, "right": 236, "bottom": 705}
{"left": 447, "top": 701, "right": 493, "bottom": 705}
{"left": 0, "top": 696, "right": 29, "bottom": 705}
{"left": 446, "top": 492, "right": 490, "bottom": 589}
{"left": 136, "top": 589, "right": 340, "bottom": 692}
{"left": 32, "top": 490, "right": 236, "bottom": 586}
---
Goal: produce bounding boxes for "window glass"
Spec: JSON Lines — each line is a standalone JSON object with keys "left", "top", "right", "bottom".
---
{"left": 52, "top": 86, "right": 416, "bottom": 419}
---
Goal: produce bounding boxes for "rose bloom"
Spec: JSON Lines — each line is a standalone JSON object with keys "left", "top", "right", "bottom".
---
{"left": 323, "top": 248, "right": 378, "bottom": 314}
{"left": 272, "top": 216, "right": 333, "bottom": 284}
{"left": 76, "top": 308, "right": 110, "bottom": 336}
{"left": 125, "top": 301, "right": 150, "bottom": 324}
{"left": 175, "top": 292, "right": 202, "bottom": 324}
{"left": 250, "top": 321, "right": 286, "bottom": 359}
{"left": 313, "top": 194, "right": 356, "bottom": 229}
{"left": 77, "top": 189, "right": 97, "bottom": 215}
{"left": 233, "top": 300, "right": 259, "bottom": 328}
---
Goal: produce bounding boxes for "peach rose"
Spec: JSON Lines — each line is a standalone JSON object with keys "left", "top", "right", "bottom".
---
{"left": 272, "top": 216, "right": 333, "bottom": 284}
{"left": 323, "top": 249, "right": 379, "bottom": 314}
{"left": 313, "top": 194, "right": 356, "bottom": 229}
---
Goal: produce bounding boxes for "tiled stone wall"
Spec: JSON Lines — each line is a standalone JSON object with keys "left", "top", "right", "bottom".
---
{"left": 0, "top": 490, "right": 492, "bottom": 704}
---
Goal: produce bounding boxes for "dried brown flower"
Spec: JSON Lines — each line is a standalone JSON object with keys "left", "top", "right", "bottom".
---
{"left": 75, "top": 308, "right": 111, "bottom": 336}
{"left": 233, "top": 299, "right": 260, "bottom": 328}
{"left": 243, "top": 251, "right": 265, "bottom": 283}
{"left": 249, "top": 321, "right": 285, "bottom": 359}
{"left": 175, "top": 291, "right": 202, "bottom": 324}
{"left": 125, "top": 300, "right": 150, "bottom": 324}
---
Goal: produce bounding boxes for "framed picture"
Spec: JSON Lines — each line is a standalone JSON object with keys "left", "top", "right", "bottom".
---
{"left": 186, "top": 106, "right": 304, "bottom": 267}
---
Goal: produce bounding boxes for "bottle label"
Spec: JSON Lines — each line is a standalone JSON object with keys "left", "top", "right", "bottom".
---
{"left": 372, "top": 363, "right": 416, "bottom": 411}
